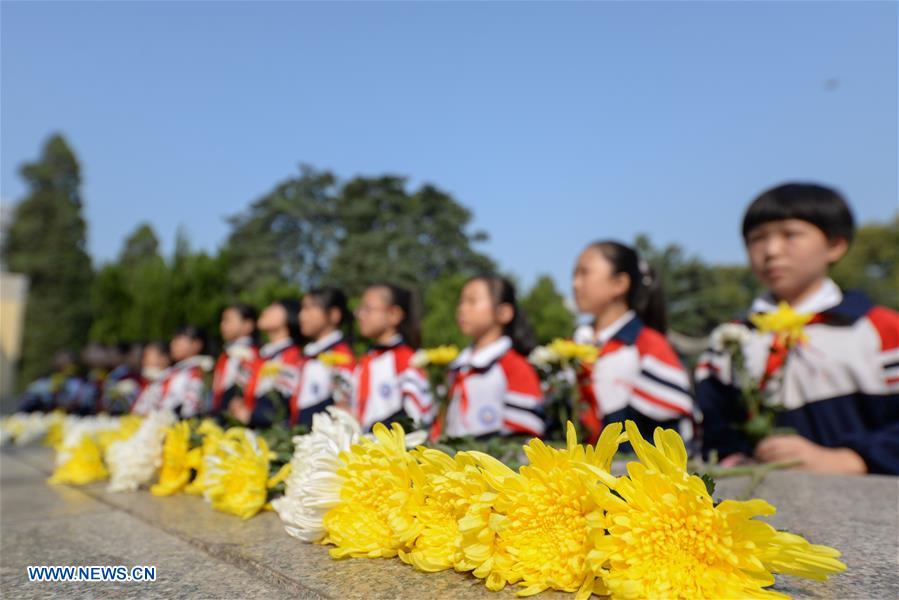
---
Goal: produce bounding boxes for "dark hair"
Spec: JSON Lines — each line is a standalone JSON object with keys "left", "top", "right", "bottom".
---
{"left": 464, "top": 275, "right": 537, "bottom": 356}
{"left": 224, "top": 302, "right": 259, "bottom": 344}
{"left": 272, "top": 299, "right": 302, "bottom": 344}
{"left": 588, "top": 241, "right": 668, "bottom": 333}
{"left": 742, "top": 183, "right": 855, "bottom": 242}
{"left": 143, "top": 340, "right": 170, "bottom": 361}
{"left": 305, "top": 287, "right": 353, "bottom": 336}
{"left": 369, "top": 283, "right": 422, "bottom": 348}
{"left": 172, "top": 325, "right": 208, "bottom": 354}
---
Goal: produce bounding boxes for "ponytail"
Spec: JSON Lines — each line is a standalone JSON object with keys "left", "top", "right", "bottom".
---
{"left": 466, "top": 275, "right": 537, "bottom": 356}
{"left": 588, "top": 241, "right": 668, "bottom": 333}
{"left": 370, "top": 283, "right": 422, "bottom": 348}
{"left": 305, "top": 287, "right": 354, "bottom": 340}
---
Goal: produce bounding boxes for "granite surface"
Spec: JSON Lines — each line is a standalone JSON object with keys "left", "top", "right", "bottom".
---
{"left": 1, "top": 446, "right": 896, "bottom": 599}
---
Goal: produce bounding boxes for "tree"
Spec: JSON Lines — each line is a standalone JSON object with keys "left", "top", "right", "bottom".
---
{"left": 327, "top": 177, "right": 494, "bottom": 296}
{"left": 635, "top": 234, "right": 760, "bottom": 338}
{"left": 421, "top": 273, "right": 470, "bottom": 348}
{"left": 521, "top": 275, "right": 575, "bottom": 344}
{"left": 118, "top": 223, "right": 160, "bottom": 269}
{"left": 224, "top": 165, "right": 340, "bottom": 295}
{"left": 831, "top": 217, "right": 898, "bottom": 309}
{"left": 2, "top": 135, "right": 94, "bottom": 384}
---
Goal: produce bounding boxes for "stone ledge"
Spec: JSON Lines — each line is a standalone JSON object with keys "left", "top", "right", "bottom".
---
{"left": 2, "top": 447, "right": 896, "bottom": 599}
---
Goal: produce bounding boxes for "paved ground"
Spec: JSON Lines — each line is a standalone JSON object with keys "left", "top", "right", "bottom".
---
{"left": 1, "top": 446, "right": 896, "bottom": 599}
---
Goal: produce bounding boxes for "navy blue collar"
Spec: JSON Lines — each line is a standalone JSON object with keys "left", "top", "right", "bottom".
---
{"left": 610, "top": 314, "right": 644, "bottom": 345}
{"left": 818, "top": 290, "right": 873, "bottom": 325}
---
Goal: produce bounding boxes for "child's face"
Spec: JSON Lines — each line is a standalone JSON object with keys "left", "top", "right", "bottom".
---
{"left": 258, "top": 304, "right": 287, "bottom": 335}
{"left": 572, "top": 248, "right": 630, "bottom": 315}
{"left": 456, "top": 280, "right": 511, "bottom": 340}
{"left": 745, "top": 219, "right": 848, "bottom": 302}
{"left": 300, "top": 296, "right": 337, "bottom": 339}
{"left": 220, "top": 308, "right": 252, "bottom": 342}
{"left": 142, "top": 346, "right": 170, "bottom": 370}
{"left": 356, "top": 287, "right": 402, "bottom": 340}
{"left": 169, "top": 335, "right": 200, "bottom": 362}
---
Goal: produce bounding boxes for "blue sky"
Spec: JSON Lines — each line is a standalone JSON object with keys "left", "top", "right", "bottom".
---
{"left": 2, "top": 1, "right": 896, "bottom": 292}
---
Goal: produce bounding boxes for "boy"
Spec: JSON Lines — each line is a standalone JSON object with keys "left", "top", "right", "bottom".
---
{"left": 697, "top": 183, "right": 898, "bottom": 474}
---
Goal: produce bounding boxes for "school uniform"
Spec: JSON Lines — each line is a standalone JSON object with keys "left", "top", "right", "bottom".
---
{"left": 153, "top": 356, "right": 211, "bottom": 418}
{"left": 696, "top": 279, "right": 899, "bottom": 474}
{"left": 241, "top": 338, "right": 302, "bottom": 428}
{"left": 351, "top": 335, "right": 433, "bottom": 431}
{"left": 435, "top": 336, "right": 545, "bottom": 439}
{"left": 101, "top": 365, "right": 143, "bottom": 415}
{"left": 131, "top": 368, "right": 168, "bottom": 416}
{"left": 574, "top": 311, "right": 695, "bottom": 444}
{"left": 71, "top": 369, "right": 107, "bottom": 415}
{"left": 291, "top": 331, "right": 355, "bottom": 427}
{"left": 211, "top": 336, "right": 258, "bottom": 413}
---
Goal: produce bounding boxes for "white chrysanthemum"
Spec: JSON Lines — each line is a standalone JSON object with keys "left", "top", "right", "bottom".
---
{"left": 528, "top": 345, "right": 561, "bottom": 369}
{"left": 710, "top": 322, "right": 752, "bottom": 352}
{"left": 1, "top": 412, "right": 59, "bottom": 446}
{"left": 106, "top": 410, "right": 175, "bottom": 492}
{"left": 272, "top": 407, "right": 362, "bottom": 542}
{"left": 409, "top": 349, "right": 429, "bottom": 369}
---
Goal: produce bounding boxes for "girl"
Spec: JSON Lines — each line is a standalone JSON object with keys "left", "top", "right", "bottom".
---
{"left": 212, "top": 303, "right": 259, "bottom": 414}
{"left": 433, "top": 275, "right": 544, "bottom": 439}
{"left": 232, "top": 299, "right": 301, "bottom": 428}
{"left": 131, "top": 341, "right": 172, "bottom": 415}
{"left": 159, "top": 326, "right": 211, "bottom": 418}
{"left": 572, "top": 240, "right": 694, "bottom": 443}
{"left": 293, "top": 287, "right": 355, "bottom": 427}
{"left": 352, "top": 283, "right": 433, "bottom": 431}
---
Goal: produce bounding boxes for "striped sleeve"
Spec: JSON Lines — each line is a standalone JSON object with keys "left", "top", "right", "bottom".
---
{"left": 632, "top": 329, "right": 694, "bottom": 421}
{"left": 868, "top": 306, "right": 899, "bottom": 393}
{"left": 394, "top": 347, "right": 434, "bottom": 426}
{"left": 498, "top": 353, "right": 546, "bottom": 437}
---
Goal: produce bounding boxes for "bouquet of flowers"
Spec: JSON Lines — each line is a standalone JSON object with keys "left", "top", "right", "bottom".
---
{"left": 710, "top": 301, "right": 810, "bottom": 445}
{"left": 410, "top": 345, "right": 459, "bottom": 436}
{"left": 529, "top": 338, "right": 598, "bottom": 440}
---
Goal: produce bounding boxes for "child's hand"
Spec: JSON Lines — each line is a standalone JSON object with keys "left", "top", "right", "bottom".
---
{"left": 228, "top": 399, "right": 251, "bottom": 425}
{"left": 755, "top": 434, "right": 867, "bottom": 474}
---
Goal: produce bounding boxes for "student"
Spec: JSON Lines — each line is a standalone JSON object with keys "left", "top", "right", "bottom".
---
{"left": 572, "top": 240, "right": 694, "bottom": 443}
{"left": 17, "top": 350, "right": 82, "bottom": 413}
{"left": 696, "top": 183, "right": 899, "bottom": 474}
{"left": 131, "top": 341, "right": 172, "bottom": 415}
{"left": 432, "top": 275, "right": 544, "bottom": 439}
{"left": 72, "top": 342, "right": 110, "bottom": 415}
{"left": 351, "top": 283, "right": 433, "bottom": 431}
{"left": 292, "top": 288, "right": 356, "bottom": 427}
{"left": 159, "top": 326, "right": 211, "bottom": 418}
{"left": 212, "top": 303, "right": 259, "bottom": 415}
{"left": 101, "top": 342, "right": 144, "bottom": 415}
{"left": 232, "top": 299, "right": 301, "bottom": 428}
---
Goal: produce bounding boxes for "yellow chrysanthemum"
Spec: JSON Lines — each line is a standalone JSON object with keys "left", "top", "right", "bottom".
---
{"left": 318, "top": 351, "right": 351, "bottom": 367}
{"left": 203, "top": 428, "right": 287, "bottom": 519}
{"left": 467, "top": 422, "right": 623, "bottom": 599}
{"left": 43, "top": 411, "right": 66, "bottom": 449}
{"left": 399, "top": 448, "right": 494, "bottom": 573}
{"left": 750, "top": 301, "right": 813, "bottom": 349}
{"left": 322, "top": 422, "right": 421, "bottom": 559}
{"left": 96, "top": 415, "right": 142, "bottom": 453}
{"left": 48, "top": 435, "right": 108, "bottom": 485}
{"left": 425, "top": 345, "right": 460, "bottom": 366}
{"left": 150, "top": 421, "right": 193, "bottom": 496}
{"left": 184, "top": 419, "right": 224, "bottom": 496}
{"left": 587, "top": 421, "right": 846, "bottom": 599}
{"left": 548, "top": 339, "right": 599, "bottom": 365}
{"left": 258, "top": 360, "right": 283, "bottom": 379}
